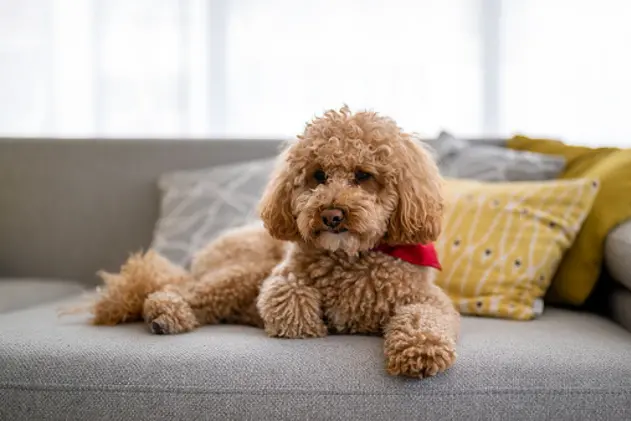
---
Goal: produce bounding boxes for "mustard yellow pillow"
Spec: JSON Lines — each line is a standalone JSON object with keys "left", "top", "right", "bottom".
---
{"left": 434, "top": 178, "right": 598, "bottom": 320}
{"left": 508, "top": 136, "right": 631, "bottom": 305}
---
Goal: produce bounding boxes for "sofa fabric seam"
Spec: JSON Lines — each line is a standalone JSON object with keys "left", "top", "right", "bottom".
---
{"left": 1, "top": 383, "right": 629, "bottom": 396}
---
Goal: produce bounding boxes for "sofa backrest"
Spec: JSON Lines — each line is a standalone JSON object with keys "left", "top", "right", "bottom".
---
{"left": 0, "top": 138, "right": 283, "bottom": 284}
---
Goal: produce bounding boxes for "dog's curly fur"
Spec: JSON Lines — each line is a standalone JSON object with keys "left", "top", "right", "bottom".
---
{"left": 87, "top": 106, "right": 460, "bottom": 378}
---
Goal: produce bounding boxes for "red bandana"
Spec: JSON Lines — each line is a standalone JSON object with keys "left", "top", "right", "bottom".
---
{"left": 372, "top": 243, "right": 442, "bottom": 270}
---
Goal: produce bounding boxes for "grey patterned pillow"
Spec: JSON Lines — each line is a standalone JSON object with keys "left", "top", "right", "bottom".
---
{"left": 430, "top": 131, "right": 566, "bottom": 181}
{"left": 151, "top": 158, "right": 275, "bottom": 267}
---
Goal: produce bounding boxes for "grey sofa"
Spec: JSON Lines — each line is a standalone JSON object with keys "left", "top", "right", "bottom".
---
{"left": 1, "top": 138, "right": 630, "bottom": 421}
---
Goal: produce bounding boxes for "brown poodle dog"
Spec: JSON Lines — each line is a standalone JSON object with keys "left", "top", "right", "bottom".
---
{"left": 87, "top": 106, "right": 460, "bottom": 378}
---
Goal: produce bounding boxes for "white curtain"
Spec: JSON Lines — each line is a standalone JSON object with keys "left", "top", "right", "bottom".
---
{"left": 1, "top": 0, "right": 630, "bottom": 146}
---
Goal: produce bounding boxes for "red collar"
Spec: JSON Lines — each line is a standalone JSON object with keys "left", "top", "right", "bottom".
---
{"left": 372, "top": 243, "right": 441, "bottom": 270}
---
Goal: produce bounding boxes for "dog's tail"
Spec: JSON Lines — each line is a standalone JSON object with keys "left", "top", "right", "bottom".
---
{"left": 59, "top": 250, "right": 191, "bottom": 325}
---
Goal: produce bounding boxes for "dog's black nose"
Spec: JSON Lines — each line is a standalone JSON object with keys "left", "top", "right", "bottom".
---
{"left": 321, "top": 208, "right": 345, "bottom": 228}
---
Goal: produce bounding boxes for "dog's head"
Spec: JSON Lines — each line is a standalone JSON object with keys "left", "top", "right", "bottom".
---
{"left": 259, "top": 106, "right": 443, "bottom": 255}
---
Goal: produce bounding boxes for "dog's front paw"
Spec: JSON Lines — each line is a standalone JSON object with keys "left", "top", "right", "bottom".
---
{"left": 263, "top": 315, "right": 328, "bottom": 339}
{"left": 143, "top": 291, "right": 199, "bottom": 335}
{"left": 258, "top": 274, "right": 327, "bottom": 339}
{"left": 384, "top": 332, "right": 456, "bottom": 378}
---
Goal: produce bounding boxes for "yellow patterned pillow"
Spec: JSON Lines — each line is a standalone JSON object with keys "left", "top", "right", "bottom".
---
{"left": 434, "top": 178, "right": 599, "bottom": 320}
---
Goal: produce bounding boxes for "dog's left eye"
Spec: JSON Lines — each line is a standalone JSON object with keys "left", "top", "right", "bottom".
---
{"left": 313, "top": 169, "right": 327, "bottom": 184}
{"left": 354, "top": 170, "right": 372, "bottom": 183}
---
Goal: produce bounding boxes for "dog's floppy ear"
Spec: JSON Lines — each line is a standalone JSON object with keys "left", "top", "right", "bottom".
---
{"left": 386, "top": 134, "right": 444, "bottom": 245}
{"left": 258, "top": 149, "right": 301, "bottom": 241}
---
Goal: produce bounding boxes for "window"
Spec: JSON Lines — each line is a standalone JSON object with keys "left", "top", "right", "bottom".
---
{"left": 1, "top": 0, "right": 630, "bottom": 146}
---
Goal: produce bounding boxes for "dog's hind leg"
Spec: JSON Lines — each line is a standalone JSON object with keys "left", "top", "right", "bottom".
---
{"left": 143, "top": 224, "right": 286, "bottom": 335}
{"left": 87, "top": 250, "right": 190, "bottom": 326}
{"left": 143, "top": 265, "right": 268, "bottom": 334}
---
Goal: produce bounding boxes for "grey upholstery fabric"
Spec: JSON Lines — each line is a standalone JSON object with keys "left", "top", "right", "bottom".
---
{"left": 0, "top": 278, "right": 86, "bottom": 313}
{"left": 430, "top": 132, "right": 566, "bottom": 181}
{"left": 151, "top": 159, "right": 275, "bottom": 267}
{"left": 1, "top": 300, "right": 630, "bottom": 421}
{"left": 610, "top": 283, "right": 631, "bottom": 333}
{"left": 605, "top": 220, "right": 631, "bottom": 291}
{"left": 0, "top": 138, "right": 283, "bottom": 285}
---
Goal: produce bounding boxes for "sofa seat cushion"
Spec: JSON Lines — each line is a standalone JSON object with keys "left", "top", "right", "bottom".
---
{"left": 1, "top": 302, "right": 630, "bottom": 421}
{"left": 0, "top": 278, "right": 87, "bottom": 313}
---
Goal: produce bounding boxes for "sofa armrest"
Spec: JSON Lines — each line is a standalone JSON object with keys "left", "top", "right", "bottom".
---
{"left": 609, "top": 283, "right": 631, "bottom": 333}
{"left": 605, "top": 220, "right": 631, "bottom": 291}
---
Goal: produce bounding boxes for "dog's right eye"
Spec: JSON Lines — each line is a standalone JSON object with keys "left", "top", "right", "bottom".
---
{"left": 313, "top": 169, "right": 327, "bottom": 184}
